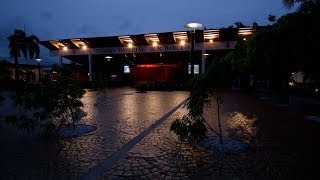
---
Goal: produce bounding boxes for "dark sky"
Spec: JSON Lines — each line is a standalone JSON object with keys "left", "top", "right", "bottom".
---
{"left": 0, "top": 0, "right": 295, "bottom": 64}
{"left": 0, "top": 0, "right": 295, "bottom": 40}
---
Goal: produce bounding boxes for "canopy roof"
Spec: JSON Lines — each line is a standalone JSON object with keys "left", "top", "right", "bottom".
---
{"left": 40, "top": 27, "right": 257, "bottom": 51}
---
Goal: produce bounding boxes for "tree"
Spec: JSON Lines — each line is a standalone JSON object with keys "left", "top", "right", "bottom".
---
{"left": 6, "top": 66, "right": 86, "bottom": 137}
{"left": 7, "top": 29, "right": 40, "bottom": 79}
{"left": 170, "top": 59, "right": 229, "bottom": 144}
{"left": 282, "top": 0, "right": 320, "bottom": 8}
{"left": 243, "top": 2, "right": 320, "bottom": 93}
{"left": 252, "top": 22, "right": 259, "bottom": 28}
{"left": 268, "top": 14, "right": 277, "bottom": 23}
{"left": 224, "top": 39, "right": 251, "bottom": 88}
{"left": 234, "top": 22, "right": 247, "bottom": 28}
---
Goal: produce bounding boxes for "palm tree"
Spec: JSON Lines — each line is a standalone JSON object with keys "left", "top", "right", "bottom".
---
{"left": 8, "top": 29, "right": 27, "bottom": 79}
{"left": 8, "top": 29, "right": 40, "bottom": 79}
{"left": 26, "top": 35, "right": 40, "bottom": 59}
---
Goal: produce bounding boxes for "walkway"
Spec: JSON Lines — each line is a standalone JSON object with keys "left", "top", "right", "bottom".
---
{"left": 1, "top": 88, "right": 320, "bottom": 179}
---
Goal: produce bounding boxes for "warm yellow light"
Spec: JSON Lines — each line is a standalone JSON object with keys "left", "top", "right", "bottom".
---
{"left": 128, "top": 43, "right": 133, "bottom": 48}
{"left": 82, "top": 45, "right": 87, "bottom": 50}
{"left": 152, "top": 42, "right": 158, "bottom": 47}
{"left": 243, "top": 37, "right": 247, "bottom": 41}
{"left": 63, "top": 46, "right": 68, "bottom": 51}
{"left": 209, "top": 39, "right": 213, "bottom": 43}
{"left": 180, "top": 40, "right": 185, "bottom": 45}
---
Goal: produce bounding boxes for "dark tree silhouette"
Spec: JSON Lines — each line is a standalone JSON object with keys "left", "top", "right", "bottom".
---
{"left": 268, "top": 14, "right": 277, "bottom": 23}
{"left": 234, "top": 22, "right": 246, "bottom": 28}
{"left": 252, "top": 22, "right": 259, "bottom": 28}
{"left": 7, "top": 29, "right": 40, "bottom": 79}
{"left": 282, "top": 0, "right": 320, "bottom": 8}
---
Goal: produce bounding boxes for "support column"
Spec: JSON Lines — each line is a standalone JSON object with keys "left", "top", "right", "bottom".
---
{"left": 88, "top": 52, "right": 93, "bottom": 82}
{"left": 201, "top": 49, "right": 206, "bottom": 74}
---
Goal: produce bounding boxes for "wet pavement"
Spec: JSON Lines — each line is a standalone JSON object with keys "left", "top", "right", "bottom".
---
{"left": 1, "top": 87, "right": 320, "bottom": 179}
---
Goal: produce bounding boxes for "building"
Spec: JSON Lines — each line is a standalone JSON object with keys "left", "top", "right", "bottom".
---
{"left": 0, "top": 57, "right": 51, "bottom": 82}
{"left": 40, "top": 27, "right": 255, "bottom": 84}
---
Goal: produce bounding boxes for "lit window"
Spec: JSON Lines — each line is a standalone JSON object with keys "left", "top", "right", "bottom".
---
{"left": 194, "top": 65, "right": 199, "bottom": 74}
{"left": 124, "top": 65, "right": 130, "bottom": 73}
{"left": 188, "top": 64, "right": 200, "bottom": 74}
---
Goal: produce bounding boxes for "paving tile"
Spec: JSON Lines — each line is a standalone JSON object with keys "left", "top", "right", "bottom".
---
{"left": 2, "top": 89, "right": 320, "bottom": 179}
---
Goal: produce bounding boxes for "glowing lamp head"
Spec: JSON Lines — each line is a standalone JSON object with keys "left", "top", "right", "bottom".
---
{"left": 105, "top": 56, "right": 113, "bottom": 61}
{"left": 180, "top": 40, "right": 186, "bottom": 45}
{"left": 184, "top": 22, "right": 203, "bottom": 29}
{"left": 82, "top": 45, "right": 87, "bottom": 50}
{"left": 152, "top": 41, "right": 158, "bottom": 47}
{"left": 128, "top": 43, "right": 133, "bottom": 48}
{"left": 63, "top": 46, "right": 68, "bottom": 51}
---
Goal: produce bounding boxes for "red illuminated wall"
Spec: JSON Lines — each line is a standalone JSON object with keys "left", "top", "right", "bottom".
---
{"left": 130, "top": 64, "right": 183, "bottom": 82}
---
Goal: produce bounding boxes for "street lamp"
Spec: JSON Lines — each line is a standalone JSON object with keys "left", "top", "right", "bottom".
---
{"left": 105, "top": 56, "right": 113, "bottom": 61}
{"left": 36, "top": 58, "right": 42, "bottom": 81}
{"left": 184, "top": 22, "right": 202, "bottom": 77}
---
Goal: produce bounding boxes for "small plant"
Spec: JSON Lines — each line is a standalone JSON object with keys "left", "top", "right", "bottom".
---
{"left": 170, "top": 60, "right": 227, "bottom": 145}
{"left": 170, "top": 115, "right": 207, "bottom": 142}
{"left": 170, "top": 77, "right": 210, "bottom": 144}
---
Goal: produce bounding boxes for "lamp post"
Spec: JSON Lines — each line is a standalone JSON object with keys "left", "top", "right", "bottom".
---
{"left": 184, "top": 22, "right": 202, "bottom": 77}
{"left": 105, "top": 56, "right": 113, "bottom": 84}
{"left": 36, "top": 58, "right": 42, "bottom": 81}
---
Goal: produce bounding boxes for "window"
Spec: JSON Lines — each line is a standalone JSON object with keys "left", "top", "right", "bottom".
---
{"left": 188, "top": 64, "right": 200, "bottom": 74}
{"left": 124, "top": 65, "right": 130, "bottom": 73}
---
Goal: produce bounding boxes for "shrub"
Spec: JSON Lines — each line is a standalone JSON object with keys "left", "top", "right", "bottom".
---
{"left": 6, "top": 67, "right": 86, "bottom": 137}
{"left": 170, "top": 115, "right": 207, "bottom": 143}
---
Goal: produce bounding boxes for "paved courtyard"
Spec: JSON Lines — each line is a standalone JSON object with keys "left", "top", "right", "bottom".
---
{"left": 1, "top": 87, "right": 320, "bottom": 179}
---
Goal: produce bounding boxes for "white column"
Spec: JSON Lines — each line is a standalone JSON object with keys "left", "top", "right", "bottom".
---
{"left": 201, "top": 43, "right": 206, "bottom": 74}
{"left": 88, "top": 51, "right": 93, "bottom": 81}
{"left": 201, "top": 49, "right": 206, "bottom": 74}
